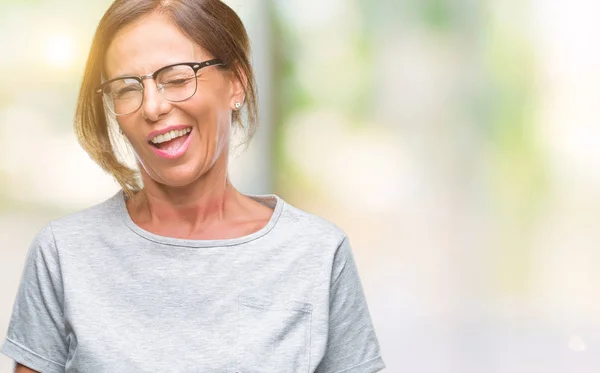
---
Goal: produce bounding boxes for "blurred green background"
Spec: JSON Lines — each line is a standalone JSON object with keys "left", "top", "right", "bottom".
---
{"left": 2, "top": 0, "right": 600, "bottom": 371}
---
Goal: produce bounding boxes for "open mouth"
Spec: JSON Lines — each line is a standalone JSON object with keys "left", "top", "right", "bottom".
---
{"left": 149, "top": 127, "right": 192, "bottom": 152}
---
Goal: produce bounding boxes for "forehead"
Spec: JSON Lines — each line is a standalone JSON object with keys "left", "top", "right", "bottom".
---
{"left": 104, "top": 13, "right": 208, "bottom": 79}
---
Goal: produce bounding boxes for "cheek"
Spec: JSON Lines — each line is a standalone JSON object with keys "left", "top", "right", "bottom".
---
{"left": 116, "top": 116, "right": 135, "bottom": 133}
{"left": 195, "top": 78, "right": 232, "bottom": 111}
{"left": 116, "top": 118, "right": 146, "bottom": 151}
{"left": 185, "top": 94, "right": 231, "bottom": 127}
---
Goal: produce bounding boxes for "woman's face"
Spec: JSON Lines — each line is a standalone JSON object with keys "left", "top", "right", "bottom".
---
{"left": 104, "top": 13, "right": 243, "bottom": 189}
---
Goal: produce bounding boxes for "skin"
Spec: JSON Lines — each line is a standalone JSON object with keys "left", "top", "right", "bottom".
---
{"left": 106, "top": 12, "right": 273, "bottom": 240}
{"left": 15, "top": 364, "right": 36, "bottom": 373}
{"left": 15, "top": 13, "right": 272, "bottom": 373}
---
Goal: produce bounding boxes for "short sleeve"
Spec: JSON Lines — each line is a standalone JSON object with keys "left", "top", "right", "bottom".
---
{"left": 1, "top": 224, "right": 68, "bottom": 373}
{"left": 315, "top": 237, "right": 385, "bottom": 373}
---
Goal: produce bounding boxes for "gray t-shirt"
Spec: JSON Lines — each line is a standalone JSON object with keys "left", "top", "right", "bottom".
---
{"left": 2, "top": 191, "right": 385, "bottom": 373}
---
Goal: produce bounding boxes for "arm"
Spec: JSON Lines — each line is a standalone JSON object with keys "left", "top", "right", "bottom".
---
{"left": 315, "top": 237, "right": 385, "bottom": 373}
{"left": 2, "top": 224, "right": 68, "bottom": 372}
{"left": 15, "top": 363, "right": 40, "bottom": 373}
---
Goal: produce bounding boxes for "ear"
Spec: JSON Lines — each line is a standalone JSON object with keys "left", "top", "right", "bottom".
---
{"left": 228, "top": 65, "right": 247, "bottom": 111}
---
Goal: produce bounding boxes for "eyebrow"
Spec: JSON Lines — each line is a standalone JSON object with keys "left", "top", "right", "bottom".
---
{"left": 107, "top": 60, "right": 191, "bottom": 81}
{"left": 102, "top": 71, "right": 136, "bottom": 82}
{"left": 106, "top": 65, "right": 175, "bottom": 81}
{"left": 104, "top": 67, "right": 147, "bottom": 81}
{"left": 112, "top": 74, "right": 142, "bottom": 80}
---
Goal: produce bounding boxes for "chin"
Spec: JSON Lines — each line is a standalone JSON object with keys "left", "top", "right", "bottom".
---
{"left": 136, "top": 142, "right": 223, "bottom": 187}
{"left": 153, "top": 171, "right": 202, "bottom": 188}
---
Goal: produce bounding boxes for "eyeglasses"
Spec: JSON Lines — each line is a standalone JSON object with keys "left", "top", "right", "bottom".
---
{"left": 96, "top": 59, "right": 224, "bottom": 116}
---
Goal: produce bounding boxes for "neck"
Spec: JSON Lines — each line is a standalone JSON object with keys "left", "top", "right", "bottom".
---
{"left": 130, "top": 156, "right": 244, "bottom": 229}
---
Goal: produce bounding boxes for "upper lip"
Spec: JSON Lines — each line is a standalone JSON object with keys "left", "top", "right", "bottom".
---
{"left": 146, "top": 125, "right": 192, "bottom": 142}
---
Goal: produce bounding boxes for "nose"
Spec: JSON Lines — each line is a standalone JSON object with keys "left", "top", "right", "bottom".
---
{"left": 140, "top": 78, "right": 171, "bottom": 122}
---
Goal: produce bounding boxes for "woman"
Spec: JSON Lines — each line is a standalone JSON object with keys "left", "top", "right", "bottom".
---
{"left": 2, "top": 1, "right": 385, "bottom": 372}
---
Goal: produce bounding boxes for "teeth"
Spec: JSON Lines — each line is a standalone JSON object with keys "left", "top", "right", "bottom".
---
{"left": 151, "top": 128, "right": 191, "bottom": 144}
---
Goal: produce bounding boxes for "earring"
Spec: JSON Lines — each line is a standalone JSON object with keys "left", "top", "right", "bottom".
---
{"left": 119, "top": 128, "right": 124, "bottom": 135}
{"left": 234, "top": 102, "right": 242, "bottom": 110}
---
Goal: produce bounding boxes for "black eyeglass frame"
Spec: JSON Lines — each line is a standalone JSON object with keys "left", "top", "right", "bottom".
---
{"left": 95, "top": 59, "right": 225, "bottom": 115}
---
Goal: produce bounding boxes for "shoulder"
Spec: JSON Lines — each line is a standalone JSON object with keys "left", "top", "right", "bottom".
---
{"left": 46, "top": 191, "right": 124, "bottom": 238}
{"left": 277, "top": 196, "right": 347, "bottom": 247}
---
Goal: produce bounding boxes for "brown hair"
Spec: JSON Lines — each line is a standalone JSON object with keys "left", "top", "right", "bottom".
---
{"left": 74, "top": 0, "right": 258, "bottom": 196}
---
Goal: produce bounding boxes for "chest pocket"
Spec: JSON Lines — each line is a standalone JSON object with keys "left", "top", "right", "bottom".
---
{"left": 236, "top": 295, "right": 312, "bottom": 373}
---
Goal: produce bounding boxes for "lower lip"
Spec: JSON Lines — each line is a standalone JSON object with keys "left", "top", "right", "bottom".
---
{"left": 150, "top": 130, "right": 193, "bottom": 160}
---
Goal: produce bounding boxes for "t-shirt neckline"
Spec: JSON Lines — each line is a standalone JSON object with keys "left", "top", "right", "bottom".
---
{"left": 116, "top": 190, "right": 284, "bottom": 248}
